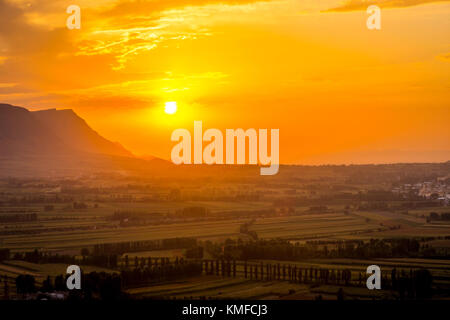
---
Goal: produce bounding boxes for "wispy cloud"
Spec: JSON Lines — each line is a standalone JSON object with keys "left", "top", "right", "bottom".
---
{"left": 437, "top": 52, "right": 450, "bottom": 62}
{"left": 76, "top": 1, "right": 273, "bottom": 69}
{"left": 325, "top": 0, "right": 449, "bottom": 12}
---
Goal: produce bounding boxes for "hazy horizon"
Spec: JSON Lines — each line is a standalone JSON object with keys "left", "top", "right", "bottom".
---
{"left": 2, "top": 102, "right": 449, "bottom": 166}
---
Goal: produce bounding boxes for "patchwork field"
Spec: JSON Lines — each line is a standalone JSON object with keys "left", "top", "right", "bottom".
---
{"left": 2, "top": 203, "right": 449, "bottom": 253}
{"left": 1, "top": 163, "right": 449, "bottom": 301}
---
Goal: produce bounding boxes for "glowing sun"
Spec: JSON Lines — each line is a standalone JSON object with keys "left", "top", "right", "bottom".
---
{"left": 164, "top": 101, "right": 177, "bottom": 114}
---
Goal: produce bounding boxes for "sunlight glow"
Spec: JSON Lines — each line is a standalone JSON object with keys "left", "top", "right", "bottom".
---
{"left": 164, "top": 101, "right": 177, "bottom": 114}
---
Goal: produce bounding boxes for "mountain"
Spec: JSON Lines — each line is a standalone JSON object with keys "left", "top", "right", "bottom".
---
{"left": 0, "top": 103, "right": 149, "bottom": 177}
{"left": 32, "top": 108, "right": 133, "bottom": 157}
{"left": 0, "top": 104, "right": 70, "bottom": 156}
{"left": 0, "top": 103, "right": 132, "bottom": 158}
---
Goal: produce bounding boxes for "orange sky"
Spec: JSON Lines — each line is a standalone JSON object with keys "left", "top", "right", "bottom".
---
{"left": 0, "top": 0, "right": 449, "bottom": 164}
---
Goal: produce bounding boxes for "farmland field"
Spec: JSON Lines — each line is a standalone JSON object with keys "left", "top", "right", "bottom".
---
{"left": 1, "top": 163, "right": 449, "bottom": 300}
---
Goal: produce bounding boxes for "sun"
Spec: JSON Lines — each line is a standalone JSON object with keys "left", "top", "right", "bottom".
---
{"left": 164, "top": 101, "right": 177, "bottom": 114}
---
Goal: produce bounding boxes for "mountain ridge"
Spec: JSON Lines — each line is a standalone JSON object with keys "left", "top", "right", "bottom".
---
{"left": 32, "top": 107, "right": 133, "bottom": 158}
{"left": 0, "top": 103, "right": 134, "bottom": 158}
{"left": 0, "top": 103, "right": 163, "bottom": 177}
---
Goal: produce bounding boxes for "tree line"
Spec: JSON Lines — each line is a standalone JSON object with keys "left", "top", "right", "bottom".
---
{"left": 92, "top": 237, "right": 197, "bottom": 255}
{"left": 201, "top": 259, "right": 433, "bottom": 299}
{"left": 215, "top": 238, "right": 444, "bottom": 260}
{"left": 11, "top": 259, "right": 203, "bottom": 300}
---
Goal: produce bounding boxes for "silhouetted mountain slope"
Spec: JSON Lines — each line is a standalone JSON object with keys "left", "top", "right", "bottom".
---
{"left": 0, "top": 103, "right": 173, "bottom": 177}
{"left": 0, "top": 104, "right": 70, "bottom": 155}
{"left": 32, "top": 108, "right": 133, "bottom": 157}
{"left": 0, "top": 103, "right": 132, "bottom": 157}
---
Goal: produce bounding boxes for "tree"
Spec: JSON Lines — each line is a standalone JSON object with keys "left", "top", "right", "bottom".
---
{"left": 337, "top": 288, "right": 344, "bottom": 301}
{"left": 3, "top": 275, "right": 9, "bottom": 299}
{"left": 414, "top": 269, "right": 433, "bottom": 299}
{"left": 16, "top": 274, "right": 36, "bottom": 295}
{"left": 41, "top": 275, "right": 53, "bottom": 292}
{"left": 54, "top": 275, "right": 65, "bottom": 291}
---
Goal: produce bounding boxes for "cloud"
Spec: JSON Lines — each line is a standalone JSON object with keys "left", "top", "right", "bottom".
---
{"left": 1, "top": 0, "right": 276, "bottom": 73}
{"left": 0, "top": 0, "right": 244, "bottom": 94}
{"left": 325, "top": 0, "right": 449, "bottom": 12}
{"left": 0, "top": 0, "right": 74, "bottom": 88}
{"left": 103, "top": 0, "right": 275, "bottom": 16}
{"left": 437, "top": 52, "right": 450, "bottom": 62}
{"left": 80, "top": 0, "right": 276, "bottom": 68}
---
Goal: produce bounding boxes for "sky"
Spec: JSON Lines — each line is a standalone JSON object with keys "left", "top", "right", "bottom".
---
{"left": 0, "top": 0, "right": 449, "bottom": 164}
